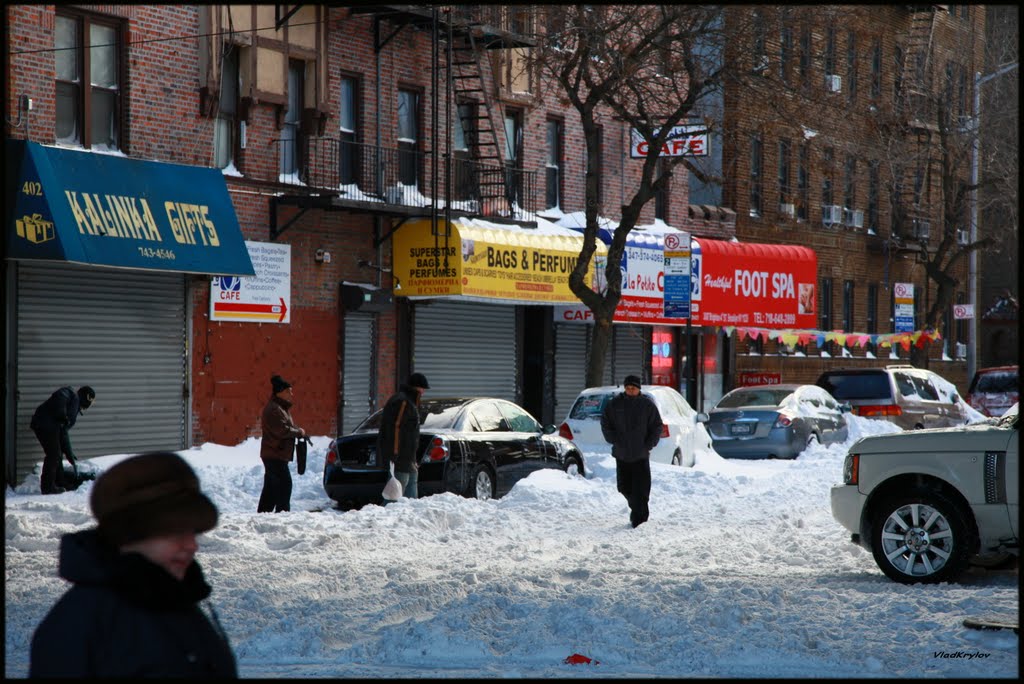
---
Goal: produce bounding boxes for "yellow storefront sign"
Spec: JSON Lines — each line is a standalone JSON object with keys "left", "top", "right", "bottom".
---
{"left": 393, "top": 218, "right": 606, "bottom": 303}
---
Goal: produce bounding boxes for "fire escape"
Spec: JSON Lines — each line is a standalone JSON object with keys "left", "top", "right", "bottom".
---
{"left": 269, "top": 5, "right": 537, "bottom": 242}
{"left": 891, "top": 4, "right": 945, "bottom": 256}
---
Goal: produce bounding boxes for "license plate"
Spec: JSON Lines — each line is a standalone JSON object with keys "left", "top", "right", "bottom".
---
{"left": 730, "top": 423, "right": 753, "bottom": 435}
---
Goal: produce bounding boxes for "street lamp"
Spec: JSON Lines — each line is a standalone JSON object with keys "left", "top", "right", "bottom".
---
{"left": 968, "top": 61, "right": 1018, "bottom": 382}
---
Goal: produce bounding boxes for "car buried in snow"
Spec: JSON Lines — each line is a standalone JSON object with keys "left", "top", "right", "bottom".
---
{"left": 324, "top": 397, "right": 585, "bottom": 509}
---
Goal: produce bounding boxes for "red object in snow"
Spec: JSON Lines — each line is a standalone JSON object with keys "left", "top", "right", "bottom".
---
{"left": 564, "top": 653, "right": 599, "bottom": 665}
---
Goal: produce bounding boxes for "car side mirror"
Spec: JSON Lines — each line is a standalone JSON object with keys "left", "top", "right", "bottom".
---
{"left": 839, "top": 403, "right": 852, "bottom": 413}
{"left": 695, "top": 412, "right": 709, "bottom": 423}
{"left": 542, "top": 424, "right": 557, "bottom": 435}
{"left": 950, "top": 394, "right": 959, "bottom": 404}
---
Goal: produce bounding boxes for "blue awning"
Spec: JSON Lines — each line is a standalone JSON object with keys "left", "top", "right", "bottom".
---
{"left": 7, "top": 140, "right": 254, "bottom": 276}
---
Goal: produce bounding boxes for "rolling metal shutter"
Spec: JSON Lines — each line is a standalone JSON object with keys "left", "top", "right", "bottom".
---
{"left": 413, "top": 300, "right": 516, "bottom": 402}
{"left": 14, "top": 262, "right": 187, "bottom": 485}
{"left": 553, "top": 323, "right": 589, "bottom": 420}
{"left": 341, "top": 313, "right": 376, "bottom": 434}
{"left": 613, "top": 325, "right": 648, "bottom": 383}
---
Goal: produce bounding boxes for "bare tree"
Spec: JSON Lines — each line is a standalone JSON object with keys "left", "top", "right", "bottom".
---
{"left": 530, "top": 5, "right": 747, "bottom": 387}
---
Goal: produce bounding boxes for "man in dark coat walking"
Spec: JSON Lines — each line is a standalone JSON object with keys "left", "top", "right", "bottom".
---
{"left": 377, "top": 372, "right": 430, "bottom": 501}
{"left": 29, "top": 451, "right": 237, "bottom": 678}
{"left": 31, "top": 385, "right": 95, "bottom": 494}
{"left": 258, "top": 375, "right": 306, "bottom": 513}
{"left": 601, "top": 375, "right": 663, "bottom": 528}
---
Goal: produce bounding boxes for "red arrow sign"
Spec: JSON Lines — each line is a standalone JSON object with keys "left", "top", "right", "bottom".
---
{"left": 213, "top": 298, "right": 288, "bottom": 322}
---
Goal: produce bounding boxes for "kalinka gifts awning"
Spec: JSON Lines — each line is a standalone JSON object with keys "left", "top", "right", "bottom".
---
{"left": 392, "top": 217, "right": 607, "bottom": 304}
{"left": 554, "top": 226, "right": 817, "bottom": 329}
{"left": 7, "top": 139, "right": 254, "bottom": 276}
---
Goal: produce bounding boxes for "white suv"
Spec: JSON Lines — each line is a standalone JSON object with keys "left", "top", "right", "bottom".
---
{"left": 830, "top": 404, "right": 1019, "bottom": 584}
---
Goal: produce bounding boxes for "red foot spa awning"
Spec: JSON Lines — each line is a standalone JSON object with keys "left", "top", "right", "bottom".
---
{"left": 692, "top": 238, "right": 817, "bottom": 329}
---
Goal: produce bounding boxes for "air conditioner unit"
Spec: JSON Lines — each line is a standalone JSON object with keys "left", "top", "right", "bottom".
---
{"left": 822, "top": 205, "right": 843, "bottom": 225}
{"left": 780, "top": 203, "right": 795, "bottom": 218}
{"left": 826, "top": 74, "right": 842, "bottom": 92}
{"left": 852, "top": 209, "right": 864, "bottom": 228}
{"left": 755, "top": 54, "right": 769, "bottom": 73}
{"left": 910, "top": 219, "right": 931, "bottom": 240}
{"left": 956, "top": 229, "right": 969, "bottom": 245}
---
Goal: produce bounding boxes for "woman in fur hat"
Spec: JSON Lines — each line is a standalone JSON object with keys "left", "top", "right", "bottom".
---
{"left": 29, "top": 451, "right": 237, "bottom": 678}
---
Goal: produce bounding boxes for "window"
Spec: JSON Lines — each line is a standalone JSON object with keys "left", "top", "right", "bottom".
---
{"left": 867, "top": 160, "right": 879, "bottom": 233}
{"left": 778, "top": 138, "right": 791, "bottom": 213}
{"left": 504, "top": 110, "right": 523, "bottom": 207}
{"left": 750, "top": 134, "right": 763, "bottom": 218}
{"left": 842, "top": 280, "right": 855, "bottom": 333}
{"left": 798, "top": 26, "right": 811, "bottom": 84}
{"left": 819, "top": 277, "right": 833, "bottom": 355}
{"left": 870, "top": 39, "right": 882, "bottom": 99}
{"left": 56, "top": 12, "right": 121, "bottom": 150}
{"left": 398, "top": 88, "right": 420, "bottom": 186}
{"left": 957, "top": 65, "right": 968, "bottom": 118}
{"left": 779, "top": 22, "right": 793, "bottom": 83}
{"left": 821, "top": 146, "right": 834, "bottom": 215}
{"left": 279, "top": 60, "right": 304, "bottom": 178}
{"left": 843, "top": 154, "right": 856, "bottom": 214}
{"left": 894, "top": 45, "right": 905, "bottom": 112}
{"left": 339, "top": 75, "right": 359, "bottom": 185}
{"left": 845, "top": 30, "right": 857, "bottom": 103}
{"left": 545, "top": 119, "right": 563, "bottom": 210}
{"left": 866, "top": 283, "right": 879, "bottom": 356}
{"left": 214, "top": 44, "right": 240, "bottom": 170}
{"left": 797, "top": 143, "right": 809, "bottom": 221}
{"left": 824, "top": 27, "right": 836, "bottom": 78}
{"left": 752, "top": 9, "right": 767, "bottom": 71}
{"left": 453, "top": 102, "right": 476, "bottom": 201}
{"left": 912, "top": 164, "right": 924, "bottom": 208}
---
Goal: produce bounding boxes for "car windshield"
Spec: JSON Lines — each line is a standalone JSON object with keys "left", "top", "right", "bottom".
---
{"left": 818, "top": 373, "right": 891, "bottom": 400}
{"left": 569, "top": 393, "right": 612, "bottom": 420}
{"left": 975, "top": 371, "right": 1018, "bottom": 393}
{"left": 355, "top": 399, "right": 467, "bottom": 431}
{"left": 716, "top": 388, "right": 793, "bottom": 408}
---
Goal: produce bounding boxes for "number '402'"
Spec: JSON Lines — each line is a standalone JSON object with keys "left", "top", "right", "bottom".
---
{"left": 22, "top": 181, "right": 43, "bottom": 196}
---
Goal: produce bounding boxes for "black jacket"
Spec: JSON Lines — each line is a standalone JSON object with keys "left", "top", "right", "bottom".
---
{"left": 377, "top": 385, "right": 422, "bottom": 472}
{"left": 29, "top": 529, "right": 237, "bottom": 679}
{"left": 30, "top": 386, "right": 81, "bottom": 433}
{"left": 600, "top": 391, "right": 663, "bottom": 463}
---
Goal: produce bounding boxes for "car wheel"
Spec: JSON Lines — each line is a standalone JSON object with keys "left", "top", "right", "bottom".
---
{"left": 806, "top": 432, "right": 820, "bottom": 448}
{"left": 468, "top": 464, "right": 495, "bottom": 501}
{"left": 564, "top": 455, "right": 583, "bottom": 477}
{"left": 870, "top": 487, "right": 974, "bottom": 584}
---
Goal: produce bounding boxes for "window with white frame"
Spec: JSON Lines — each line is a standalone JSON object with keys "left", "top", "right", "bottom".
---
{"left": 339, "top": 75, "right": 358, "bottom": 185}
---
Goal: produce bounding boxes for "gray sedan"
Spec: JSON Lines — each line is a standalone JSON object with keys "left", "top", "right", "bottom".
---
{"left": 707, "top": 384, "right": 850, "bottom": 459}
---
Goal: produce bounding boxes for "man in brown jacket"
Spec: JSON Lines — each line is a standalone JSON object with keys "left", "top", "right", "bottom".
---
{"left": 258, "top": 375, "right": 306, "bottom": 513}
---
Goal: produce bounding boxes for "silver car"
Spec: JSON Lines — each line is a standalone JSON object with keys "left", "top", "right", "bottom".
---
{"left": 706, "top": 384, "right": 850, "bottom": 459}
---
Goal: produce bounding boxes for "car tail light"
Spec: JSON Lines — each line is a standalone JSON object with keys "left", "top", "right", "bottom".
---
{"left": 426, "top": 436, "right": 449, "bottom": 462}
{"left": 559, "top": 422, "right": 573, "bottom": 440}
{"left": 660, "top": 423, "right": 670, "bottom": 438}
{"left": 774, "top": 415, "right": 792, "bottom": 428}
{"left": 854, "top": 404, "right": 903, "bottom": 417}
{"left": 325, "top": 445, "right": 338, "bottom": 465}
{"left": 843, "top": 453, "right": 859, "bottom": 485}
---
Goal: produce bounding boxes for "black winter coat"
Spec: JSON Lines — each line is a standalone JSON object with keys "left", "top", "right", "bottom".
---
{"left": 30, "top": 386, "right": 81, "bottom": 433}
{"left": 600, "top": 392, "right": 663, "bottom": 463}
{"left": 376, "top": 385, "right": 422, "bottom": 472}
{"left": 29, "top": 529, "right": 237, "bottom": 679}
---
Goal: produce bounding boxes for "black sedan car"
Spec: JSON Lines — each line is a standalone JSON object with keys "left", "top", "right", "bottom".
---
{"left": 324, "top": 397, "right": 585, "bottom": 508}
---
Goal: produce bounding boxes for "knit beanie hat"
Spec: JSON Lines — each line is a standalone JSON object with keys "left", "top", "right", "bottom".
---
{"left": 271, "top": 374, "right": 292, "bottom": 394}
{"left": 91, "top": 452, "right": 218, "bottom": 548}
{"left": 407, "top": 372, "right": 430, "bottom": 389}
{"left": 623, "top": 375, "right": 643, "bottom": 389}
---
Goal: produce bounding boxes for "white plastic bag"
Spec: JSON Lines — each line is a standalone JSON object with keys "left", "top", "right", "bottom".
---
{"left": 382, "top": 462, "right": 403, "bottom": 501}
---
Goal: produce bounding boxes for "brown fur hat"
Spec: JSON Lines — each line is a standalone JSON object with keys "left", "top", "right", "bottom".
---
{"left": 90, "top": 452, "right": 218, "bottom": 547}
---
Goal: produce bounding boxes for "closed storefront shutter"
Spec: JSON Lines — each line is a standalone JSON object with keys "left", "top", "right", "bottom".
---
{"left": 14, "top": 263, "right": 187, "bottom": 485}
{"left": 613, "top": 325, "right": 648, "bottom": 383}
{"left": 414, "top": 300, "right": 516, "bottom": 402}
{"left": 342, "top": 313, "right": 376, "bottom": 434}
{"left": 553, "top": 323, "right": 589, "bottom": 420}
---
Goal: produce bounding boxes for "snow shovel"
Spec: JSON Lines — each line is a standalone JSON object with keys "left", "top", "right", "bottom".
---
{"left": 296, "top": 436, "right": 311, "bottom": 475}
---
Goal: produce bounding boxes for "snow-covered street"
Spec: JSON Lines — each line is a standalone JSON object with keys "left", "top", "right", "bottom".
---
{"left": 5, "top": 414, "right": 1018, "bottom": 678}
